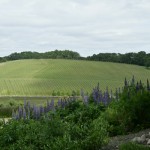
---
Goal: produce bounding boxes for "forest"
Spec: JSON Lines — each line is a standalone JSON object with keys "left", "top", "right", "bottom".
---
{"left": 0, "top": 50, "right": 150, "bottom": 68}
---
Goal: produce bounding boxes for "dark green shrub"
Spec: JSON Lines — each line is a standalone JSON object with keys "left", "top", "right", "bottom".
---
{"left": 57, "top": 91, "right": 60, "bottom": 96}
{"left": 83, "top": 117, "right": 109, "bottom": 150}
{"left": 102, "top": 80, "right": 150, "bottom": 136}
{"left": 52, "top": 90, "right": 56, "bottom": 96}
{"left": 0, "top": 117, "right": 66, "bottom": 150}
{"left": 0, "top": 99, "right": 109, "bottom": 150}
{"left": 0, "top": 100, "right": 22, "bottom": 117}
{"left": 0, "top": 107, "right": 15, "bottom": 117}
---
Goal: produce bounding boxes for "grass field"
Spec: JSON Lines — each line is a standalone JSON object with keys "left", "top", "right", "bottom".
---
{"left": 0, "top": 59, "right": 149, "bottom": 96}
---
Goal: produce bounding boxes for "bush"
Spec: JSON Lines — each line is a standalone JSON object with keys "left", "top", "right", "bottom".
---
{"left": 0, "top": 100, "right": 109, "bottom": 150}
{"left": 102, "top": 80, "right": 150, "bottom": 136}
{"left": 0, "top": 117, "right": 66, "bottom": 150}
{"left": 1, "top": 77, "right": 149, "bottom": 149}
{"left": 84, "top": 117, "right": 109, "bottom": 150}
{"left": 0, "top": 107, "right": 14, "bottom": 117}
{"left": 0, "top": 100, "right": 22, "bottom": 117}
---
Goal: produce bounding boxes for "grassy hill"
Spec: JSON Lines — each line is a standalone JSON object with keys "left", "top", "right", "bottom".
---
{"left": 0, "top": 59, "right": 149, "bottom": 96}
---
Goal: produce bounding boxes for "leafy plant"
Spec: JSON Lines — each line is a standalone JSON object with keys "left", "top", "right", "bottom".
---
{"left": 102, "top": 78, "right": 150, "bottom": 136}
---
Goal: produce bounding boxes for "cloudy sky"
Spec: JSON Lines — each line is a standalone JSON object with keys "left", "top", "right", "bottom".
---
{"left": 0, "top": 0, "right": 150, "bottom": 57}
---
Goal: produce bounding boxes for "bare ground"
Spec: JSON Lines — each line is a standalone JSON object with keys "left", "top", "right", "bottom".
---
{"left": 102, "top": 128, "right": 150, "bottom": 150}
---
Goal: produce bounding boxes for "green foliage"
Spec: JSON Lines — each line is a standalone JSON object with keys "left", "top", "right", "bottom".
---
{"left": 84, "top": 117, "right": 109, "bottom": 150}
{"left": 0, "top": 100, "right": 109, "bottom": 150}
{"left": 52, "top": 90, "right": 56, "bottom": 96}
{"left": 102, "top": 81, "right": 150, "bottom": 136}
{"left": 56, "top": 91, "right": 60, "bottom": 96}
{"left": 0, "top": 100, "right": 22, "bottom": 117}
{"left": 119, "top": 142, "right": 150, "bottom": 150}
{"left": 0, "top": 77, "right": 150, "bottom": 149}
{"left": 87, "top": 51, "right": 150, "bottom": 67}
{"left": 0, "top": 118, "right": 66, "bottom": 150}
{"left": 0, "top": 107, "right": 14, "bottom": 117}
{"left": 1, "top": 50, "right": 150, "bottom": 68}
{"left": 6, "top": 50, "right": 80, "bottom": 60}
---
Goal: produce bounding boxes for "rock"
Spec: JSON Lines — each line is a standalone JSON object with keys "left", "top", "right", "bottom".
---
{"left": 146, "top": 134, "right": 150, "bottom": 138}
{"left": 146, "top": 138, "right": 149, "bottom": 142}
{"left": 137, "top": 137, "right": 145, "bottom": 144}
{"left": 132, "top": 137, "right": 138, "bottom": 142}
{"left": 132, "top": 136, "right": 146, "bottom": 144}
{"left": 132, "top": 137, "right": 142, "bottom": 143}
{"left": 140, "top": 134, "right": 146, "bottom": 143}
{"left": 147, "top": 139, "right": 150, "bottom": 145}
{"left": 146, "top": 132, "right": 150, "bottom": 138}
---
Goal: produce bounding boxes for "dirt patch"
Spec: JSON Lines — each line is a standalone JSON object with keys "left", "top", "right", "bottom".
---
{"left": 102, "top": 128, "right": 150, "bottom": 150}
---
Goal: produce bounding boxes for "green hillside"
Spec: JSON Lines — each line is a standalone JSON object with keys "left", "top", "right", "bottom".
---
{"left": 0, "top": 59, "right": 149, "bottom": 96}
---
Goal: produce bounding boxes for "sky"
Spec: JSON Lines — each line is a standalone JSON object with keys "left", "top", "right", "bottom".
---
{"left": 0, "top": 0, "right": 150, "bottom": 57}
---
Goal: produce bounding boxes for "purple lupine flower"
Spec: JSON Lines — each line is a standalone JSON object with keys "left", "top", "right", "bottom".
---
{"left": 92, "top": 83, "right": 112, "bottom": 105}
{"left": 18, "top": 106, "right": 23, "bottom": 119}
{"left": 102, "top": 92, "right": 107, "bottom": 105}
{"left": 46, "top": 100, "right": 50, "bottom": 111}
{"left": 50, "top": 99, "right": 55, "bottom": 111}
{"left": 136, "top": 82, "right": 139, "bottom": 92}
{"left": 46, "top": 100, "right": 51, "bottom": 112}
{"left": 131, "top": 75, "right": 135, "bottom": 85}
{"left": 92, "top": 85, "right": 101, "bottom": 104}
{"left": 27, "top": 107, "right": 30, "bottom": 119}
{"left": 36, "top": 107, "right": 40, "bottom": 119}
{"left": 40, "top": 105, "right": 44, "bottom": 115}
{"left": 23, "top": 108, "right": 26, "bottom": 120}
{"left": 33, "top": 105, "right": 37, "bottom": 119}
{"left": 110, "top": 90, "right": 113, "bottom": 100}
{"left": 83, "top": 96, "right": 89, "bottom": 105}
{"left": 95, "top": 84, "right": 99, "bottom": 91}
{"left": 15, "top": 111, "right": 19, "bottom": 120}
{"left": 147, "top": 79, "right": 150, "bottom": 91}
{"left": 105, "top": 87, "right": 110, "bottom": 104}
{"left": 92, "top": 88, "right": 97, "bottom": 103}
{"left": 44, "top": 105, "right": 47, "bottom": 113}
{"left": 139, "top": 80, "right": 143, "bottom": 89}
{"left": 61, "top": 99, "right": 66, "bottom": 108}
{"left": 127, "top": 88, "right": 130, "bottom": 99}
{"left": 81, "top": 89, "right": 84, "bottom": 98}
{"left": 115, "top": 88, "right": 119, "bottom": 101}
{"left": 33, "top": 106, "right": 40, "bottom": 120}
{"left": 57, "top": 99, "right": 61, "bottom": 107}
{"left": 124, "top": 77, "right": 128, "bottom": 87}
{"left": 98, "top": 90, "right": 103, "bottom": 104}
{"left": 60, "top": 99, "right": 63, "bottom": 108}
{"left": 24, "top": 99, "right": 27, "bottom": 109}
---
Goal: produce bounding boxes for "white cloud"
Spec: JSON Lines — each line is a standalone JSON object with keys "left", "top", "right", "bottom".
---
{"left": 0, "top": 0, "right": 150, "bottom": 57}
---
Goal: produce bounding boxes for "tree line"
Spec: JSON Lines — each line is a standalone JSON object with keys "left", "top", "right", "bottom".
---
{"left": 87, "top": 51, "right": 150, "bottom": 68}
{"left": 0, "top": 50, "right": 150, "bottom": 67}
{"left": 0, "top": 50, "right": 80, "bottom": 62}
